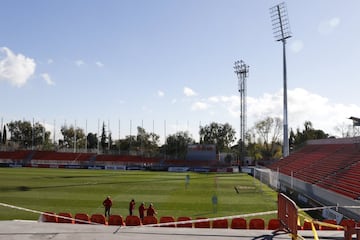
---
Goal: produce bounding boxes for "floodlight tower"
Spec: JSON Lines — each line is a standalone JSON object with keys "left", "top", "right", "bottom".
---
{"left": 234, "top": 60, "right": 249, "bottom": 164}
{"left": 270, "top": 2, "right": 292, "bottom": 157}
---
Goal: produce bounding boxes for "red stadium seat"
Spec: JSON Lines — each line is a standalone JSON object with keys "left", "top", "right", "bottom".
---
{"left": 90, "top": 214, "right": 107, "bottom": 225}
{"left": 231, "top": 218, "right": 247, "bottom": 229}
{"left": 142, "top": 216, "right": 158, "bottom": 225}
{"left": 125, "top": 215, "right": 141, "bottom": 226}
{"left": 340, "top": 219, "right": 356, "bottom": 229}
{"left": 267, "top": 218, "right": 281, "bottom": 230}
{"left": 57, "top": 212, "right": 74, "bottom": 224}
{"left": 249, "top": 218, "right": 265, "bottom": 229}
{"left": 159, "top": 216, "right": 176, "bottom": 227}
{"left": 212, "top": 219, "right": 228, "bottom": 229}
{"left": 41, "top": 211, "right": 58, "bottom": 223}
{"left": 108, "top": 215, "right": 125, "bottom": 226}
{"left": 177, "top": 216, "right": 193, "bottom": 228}
{"left": 74, "top": 213, "right": 90, "bottom": 224}
{"left": 194, "top": 217, "right": 210, "bottom": 228}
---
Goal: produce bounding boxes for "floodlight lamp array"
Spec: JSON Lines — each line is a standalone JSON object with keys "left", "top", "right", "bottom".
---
{"left": 234, "top": 60, "right": 249, "bottom": 78}
{"left": 234, "top": 60, "right": 249, "bottom": 93}
{"left": 270, "top": 2, "right": 292, "bottom": 41}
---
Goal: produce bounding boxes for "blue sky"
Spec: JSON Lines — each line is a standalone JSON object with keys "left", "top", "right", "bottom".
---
{"left": 1, "top": 0, "right": 360, "bottom": 143}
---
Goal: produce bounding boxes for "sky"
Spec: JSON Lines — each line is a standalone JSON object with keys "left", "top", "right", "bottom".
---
{"left": 1, "top": 0, "right": 360, "bottom": 144}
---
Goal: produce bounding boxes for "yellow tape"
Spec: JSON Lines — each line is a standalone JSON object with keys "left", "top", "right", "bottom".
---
{"left": 311, "top": 222, "right": 319, "bottom": 240}
{"left": 312, "top": 220, "right": 344, "bottom": 230}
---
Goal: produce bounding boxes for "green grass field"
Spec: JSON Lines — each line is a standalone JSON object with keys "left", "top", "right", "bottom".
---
{"left": 0, "top": 168, "right": 278, "bottom": 222}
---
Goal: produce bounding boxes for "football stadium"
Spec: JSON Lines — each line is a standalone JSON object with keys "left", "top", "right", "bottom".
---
{"left": 1, "top": 137, "right": 360, "bottom": 239}
{"left": 1, "top": 1, "right": 360, "bottom": 240}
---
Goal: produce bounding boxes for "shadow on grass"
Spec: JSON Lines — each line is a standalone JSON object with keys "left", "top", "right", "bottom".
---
{"left": 2, "top": 172, "right": 247, "bottom": 192}
{"left": 1, "top": 176, "right": 188, "bottom": 192}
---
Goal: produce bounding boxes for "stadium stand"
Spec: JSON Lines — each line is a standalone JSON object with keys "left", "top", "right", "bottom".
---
{"left": 0, "top": 150, "right": 33, "bottom": 166}
{"left": 0, "top": 149, "right": 234, "bottom": 170}
{"left": 267, "top": 141, "right": 360, "bottom": 200}
{"left": 95, "top": 154, "right": 160, "bottom": 165}
{"left": 31, "top": 151, "right": 95, "bottom": 166}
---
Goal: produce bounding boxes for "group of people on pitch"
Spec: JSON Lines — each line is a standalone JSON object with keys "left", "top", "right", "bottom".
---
{"left": 102, "top": 196, "right": 157, "bottom": 221}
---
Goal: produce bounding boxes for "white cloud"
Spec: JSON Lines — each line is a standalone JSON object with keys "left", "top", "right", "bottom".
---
{"left": 191, "top": 88, "right": 359, "bottom": 137}
{"left": 191, "top": 101, "right": 208, "bottom": 111}
{"left": 0, "top": 47, "right": 36, "bottom": 87}
{"left": 95, "top": 61, "right": 104, "bottom": 67}
{"left": 157, "top": 90, "right": 164, "bottom": 97}
{"left": 41, "top": 73, "right": 55, "bottom": 86}
{"left": 75, "top": 59, "right": 85, "bottom": 67}
{"left": 184, "top": 87, "right": 197, "bottom": 97}
{"left": 246, "top": 88, "right": 359, "bottom": 136}
{"left": 329, "top": 18, "right": 341, "bottom": 28}
{"left": 318, "top": 17, "right": 341, "bottom": 34}
{"left": 290, "top": 40, "right": 304, "bottom": 53}
{"left": 208, "top": 96, "right": 219, "bottom": 103}
{"left": 47, "top": 59, "right": 54, "bottom": 64}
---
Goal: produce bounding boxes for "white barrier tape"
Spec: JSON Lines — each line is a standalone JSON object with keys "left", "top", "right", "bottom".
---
{"left": 1, "top": 201, "right": 277, "bottom": 228}
{"left": 0, "top": 202, "right": 101, "bottom": 225}
{"left": 138, "top": 210, "right": 278, "bottom": 228}
{"left": 299, "top": 205, "right": 360, "bottom": 212}
{"left": 3, "top": 200, "right": 360, "bottom": 229}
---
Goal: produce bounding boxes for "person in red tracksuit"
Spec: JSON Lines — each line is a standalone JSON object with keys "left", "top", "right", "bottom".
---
{"left": 102, "top": 196, "right": 113, "bottom": 217}
{"left": 138, "top": 202, "right": 147, "bottom": 221}
{"left": 146, "top": 203, "right": 157, "bottom": 217}
{"left": 129, "top": 199, "right": 136, "bottom": 216}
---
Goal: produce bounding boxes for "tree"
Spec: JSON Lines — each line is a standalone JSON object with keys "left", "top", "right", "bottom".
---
{"left": 199, "top": 122, "right": 236, "bottom": 152}
{"left": 100, "top": 122, "right": 107, "bottom": 151}
{"left": 1, "top": 125, "right": 5, "bottom": 145}
{"left": 7, "top": 120, "right": 32, "bottom": 148}
{"left": 165, "top": 131, "right": 195, "bottom": 159}
{"left": 136, "top": 126, "right": 160, "bottom": 156}
{"left": 108, "top": 132, "right": 113, "bottom": 150}
{"left": 33, "top": 122, "right": 51, "bottom": 147}
{"left": 7, "top": 120, "right": 50, "bottom": 149}
{"left": 120, "top": 135, "right": 136, "bottom": 152}
{"left": 289, "top": 121, "right": 329, "bottom": 150}
{"left": 334, "top": 122, "right": 356, "bottom": 138}
{"left": 86, "top": 132, "right": 98, "bottom": 149}
{"left": 60, "top": 125, "right": 85, "bottom": 149}
{"left": 127, "top": 126, "right": 161, "bottom": 156}
{"left": 249, "top": 117, "right": 282, "bottom": 160}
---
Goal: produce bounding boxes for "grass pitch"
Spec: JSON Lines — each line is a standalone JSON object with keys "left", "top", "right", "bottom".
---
{"left": 0, "top": 168, "right": 278, "bottom": 222}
